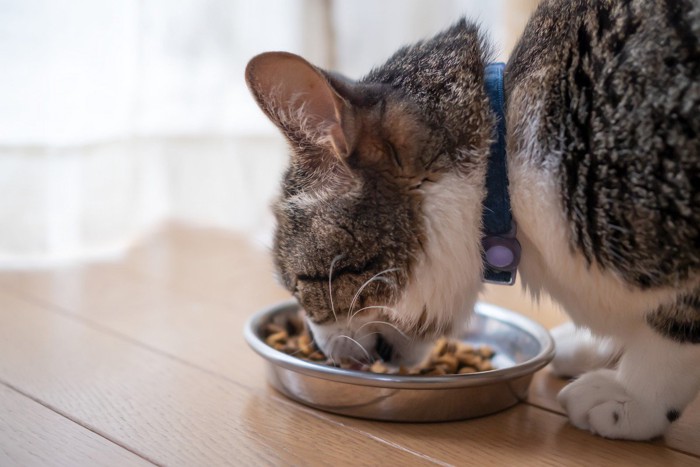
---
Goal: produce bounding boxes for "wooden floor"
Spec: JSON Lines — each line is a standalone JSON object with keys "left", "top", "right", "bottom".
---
{"left": 0, "top": 224, "right": 698, "bottom": 466}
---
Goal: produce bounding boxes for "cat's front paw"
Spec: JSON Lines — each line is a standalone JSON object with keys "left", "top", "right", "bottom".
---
{"left": 557, "top": 369, "right": 669, "bottom": 440}
{"left": 550, "top": 322, "right": 621, "bottom": 378}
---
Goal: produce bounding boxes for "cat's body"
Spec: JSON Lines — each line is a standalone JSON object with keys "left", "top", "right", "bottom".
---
{"left": 246, "top": 0, "right": 699, "bottom": 440}
{"left": 507, "top": 0, "right": 700, "bottom": 439}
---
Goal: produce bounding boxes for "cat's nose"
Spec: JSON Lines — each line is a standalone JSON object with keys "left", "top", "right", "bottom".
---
{"left": 375, "top": 333, "right": 394, "bottom": 362}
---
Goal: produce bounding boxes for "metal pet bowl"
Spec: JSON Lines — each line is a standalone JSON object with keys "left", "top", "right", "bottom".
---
{"left": 244, "top": 300, "right": 554, "bottom": 422}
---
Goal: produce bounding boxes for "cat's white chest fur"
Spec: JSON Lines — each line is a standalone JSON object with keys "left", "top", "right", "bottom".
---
{"left": 508, "top": 151, "right": 676, "bottom": 338}
{"left": 391, "top": 169, "right": 486, "bottom": 339}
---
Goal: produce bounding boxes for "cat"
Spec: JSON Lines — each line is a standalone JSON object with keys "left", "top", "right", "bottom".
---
{"left": 245, "top": 0, "right": 699, "bottom": 440}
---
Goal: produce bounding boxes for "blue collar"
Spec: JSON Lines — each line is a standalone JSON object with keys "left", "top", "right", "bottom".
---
{"left": 481, "top": 63, "right": 520, "bottom": 285}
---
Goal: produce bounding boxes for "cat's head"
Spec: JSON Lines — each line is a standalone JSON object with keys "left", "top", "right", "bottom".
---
{"left": 246, "top": 30, "right": 491, "bottom": 366}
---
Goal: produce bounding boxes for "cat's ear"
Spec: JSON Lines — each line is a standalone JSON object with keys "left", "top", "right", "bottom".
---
{"left": 245, "top": 52, "right": 355, "bottom": 159}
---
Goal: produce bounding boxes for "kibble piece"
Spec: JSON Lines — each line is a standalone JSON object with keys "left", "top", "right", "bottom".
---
{"left": 265, "top": 330, "right": 288, "bottom": 347}
{"left": 458, "top": 366, "right": 477, "bottom": 374}
{"left": 478, "top": 345, "right": 495, "bottom": 359}
{"left": 308, "top": 351, "right": 325, "bottom": 361}
{"left": 431, "top": 338, "right": 448, "bottom": 358}
{"left": 370, "top": 361, "right": 389, "bottom": 374}
{"left": 434, "top": 354, "right": 459, "bottom": 374}
{"left": 298, "top": 333, "right": 313, "bottom": 356}
{"left": 435, "top": 363, "right": 453, "bottom": 374}
{"left": 456, "top": 351, "right": 481, "bottom": 367}
{"left": 456, "top": 342, "right": 474, "bottom": 353}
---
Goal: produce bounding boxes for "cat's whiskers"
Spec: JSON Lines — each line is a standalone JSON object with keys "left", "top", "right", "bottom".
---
{"left": 286, "top": 348, "right": 305, "bottom": 358}
{"left": 347, "top": 268, "right": 400, "bottom": 317}
{"left": 328, "top": 254, "right": 345, "bottom": 323}
{"left": 356, "top": 320, "right": 410, "bottom": 341}
{"left": 330, "top": 334, "right": 372, "bottom": 362}
{"left": 348, "top": 356, "right": 370, "bottom": 366}
{"left": 348, "top": 304, "right": 397, "bottom": 326}
{"left": 327, "top": 354, "right": 337, "bottom": 367}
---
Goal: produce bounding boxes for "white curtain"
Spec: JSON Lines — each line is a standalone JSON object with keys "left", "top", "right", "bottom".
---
{"left": 0, "top": 0, "right": 515, "bottom": 266}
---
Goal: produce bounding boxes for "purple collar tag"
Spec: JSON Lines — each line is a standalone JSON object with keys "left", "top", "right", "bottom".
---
{"left": 482, "top": 224, "right": 521, "bottom": 285}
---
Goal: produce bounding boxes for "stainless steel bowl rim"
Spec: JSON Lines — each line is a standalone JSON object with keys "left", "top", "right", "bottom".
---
{"left": 244, "top": 300, "right": 555, "bottom": 390}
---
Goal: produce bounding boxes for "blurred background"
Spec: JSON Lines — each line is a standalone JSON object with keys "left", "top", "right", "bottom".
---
{"left": 0, "top": 0, "right": 538, "bottom": 267}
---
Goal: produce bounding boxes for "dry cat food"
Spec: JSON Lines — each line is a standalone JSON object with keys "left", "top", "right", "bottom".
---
{"left": 262, "top": 314, "right": 495, "bottom": 375}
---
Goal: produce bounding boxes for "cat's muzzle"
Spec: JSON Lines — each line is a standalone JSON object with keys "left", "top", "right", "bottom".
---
{"left": 306, "top": 316, "right": 432, "bottom": 367}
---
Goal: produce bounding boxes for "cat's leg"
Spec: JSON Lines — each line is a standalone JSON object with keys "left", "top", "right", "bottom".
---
{"left": 550, "top": 321, "right": 622, "bottom": 378}
{"left": 558, "top": 320, "right": 700, "bottom": 440}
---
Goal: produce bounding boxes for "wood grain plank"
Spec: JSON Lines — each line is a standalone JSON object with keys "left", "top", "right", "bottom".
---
{"left": 0, "top": 383, "right": 153, "bottom": 467}
{"left": 124, "top": 223, "right": 289, "bottom": 309}
{"left": 313, "top": 403, "right": 700, "bottom": 467}
{"left": 0, "top": 276, "right": 687, "bottom": 465}
{"left": 0, "top": 225, "right": 697, "bottom": 463}
{"left": 0, "top": 264, "right": 274, "bottom": 393}
{"left": 0, "top": 290, "right": 446, "bottom": 467}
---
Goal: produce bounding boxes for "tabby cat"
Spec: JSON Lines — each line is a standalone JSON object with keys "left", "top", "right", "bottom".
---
{"left": 245, "top": 0, "right": 699, "bottom": 439}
